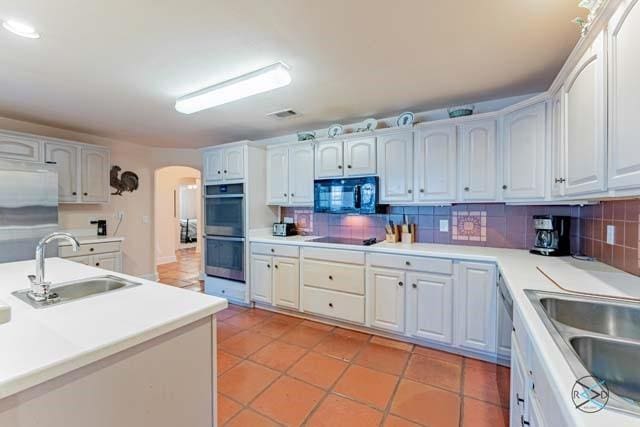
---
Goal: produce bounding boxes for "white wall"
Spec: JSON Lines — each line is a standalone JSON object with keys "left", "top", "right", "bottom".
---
{"left": 154, "top": 166, "right": 201, "bottom": 265}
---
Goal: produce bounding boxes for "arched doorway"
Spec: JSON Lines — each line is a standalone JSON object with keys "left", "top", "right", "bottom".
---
{"left": 153, "top": 166, "right": 202, "bottom": 291}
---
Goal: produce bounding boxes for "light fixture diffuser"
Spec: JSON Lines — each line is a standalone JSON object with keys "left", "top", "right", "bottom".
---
{"left": 2, "top": 20, "right": 40, "bottom": 38}
{"left": 175, "top": 62, "right": 291, "bottom": 114}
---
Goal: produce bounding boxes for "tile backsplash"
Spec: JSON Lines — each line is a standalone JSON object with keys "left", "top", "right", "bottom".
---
{"left": 282, "top": 204, "right": 582, "bottom": 251}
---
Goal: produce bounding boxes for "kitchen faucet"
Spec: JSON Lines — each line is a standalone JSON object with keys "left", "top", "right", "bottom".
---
{"left": 28, "top": 232, "right": 80, "bottom": 301}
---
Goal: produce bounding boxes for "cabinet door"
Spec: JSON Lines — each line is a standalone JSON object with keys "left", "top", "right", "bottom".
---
{"left": 510, "top": 339, "right": 528, "bottom": 427}
{"left": 203, "top": 150, "right": 223, "bottom": 182}
{"left": 315, "top": 141, "right": 344, "bottom": 178}
{"left": 406, "top": 272, "right": 453, "bottom": 344}
{"left": 250, "top": 254, "right": 273, "bottom": 304}
{"left": 608, "top": 0, "right": 640, "bottom": 189}
{"left": 502, "top": 102, "right": 546, "bottom": 200}
{"left": 289, "top": 144, "right": 315, "bottom": 205}
{"left": 344, "top": 137, "right": 376, "bottom": 176}
{"left": 563, "top": 31, "right": 606, "bottom": 195}
{"left": 223, "top": 146, "right": 245, "bottom": 180}
{"left": 456, "top": 262, "right": 497, "bottom": 353}
{"left": 378, "top": 132, "right": 414, "bottom": 203}
{"left": 460, "top": 120, "right": 497, "bottom": 201}
{"left": 273, "top": 257, "right": 299, "bottom": 309}
{"left": 81, "top": 147, "right": 110, "bottom": 203}
{"left": 367, "top": 268, "right": 405, "bottom": 333}
{"left": 0, "top": 132, "right": 41, "bottom": 162}
{"left": 93, "top": 252, "right": 117, "bottom": 271}
{"left": 414, "top": 126, "right": 457, "bottom": 202}
{"left": 266, "top": 146, "right": 289, "bottom": 205}
{"left": 45, "top": 142, "right": 79, "bottom": 203}
{"left": 550, "top": 90, "right": 566, "bottom": 197}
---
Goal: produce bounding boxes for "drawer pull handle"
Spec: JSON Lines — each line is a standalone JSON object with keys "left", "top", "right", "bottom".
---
{"left": 329, "top": 275, "right": 333, "bottom": 280}
{"left": 90, "top": 248, "right": 95, "bottom": 252}
{"left": 412, "top": 283, "right": 417, "bottom": 289}
{"left": 464, "top": 187, "right": 470, "bottom": 191}
{"left": 516, "top": 393, "right": 524, "bottom": 405}
{"left": 328, "top": 302, "right": 333, "bottom": 308}
{"left": 405, "top": 261, "right": 411, "bottom": 266}
{"left": 398, "top": 281, "right": 404, "bottom": 287}
{"left": 521, "top": 415, "right": 530, "bottom": 427}
{"left": 347, "top": 165, "right": 352, "bottom": 169}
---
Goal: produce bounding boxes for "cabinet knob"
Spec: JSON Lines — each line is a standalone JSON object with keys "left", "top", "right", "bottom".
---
{"left": 291, "top": 193, "right": 295, "bottom": 197}
{"left": 267, "top": 264, "right": 271, "bottom": 268}
{"left": 274, "top": 264, "right": 279, "bottom": 269}
{"left": 217, "top": 170, "right": 221, "bottom": 174}
{"left": 338, "top": 165, "right": 343, "bottom": 169}
{"left": 223, "top": 170, "right": 227, "bottom": 174}
{"left": 464, "top": 187, "right": 470, "bottom": 191}
{"left": 419, "top": 189, "right": 425, "bottom": 193}
{"left": 502, "top": 185, "right": 508, "bottom": 190}
{"left": 405, "top": 261, "right": 411, "bottom": 266}
{"left": 347, "top": 165, "right": 352, "bottom": 169}
{"left": 329, "top": 275, "right": 333, "bottom": 280}
{"left": 84, "top": 192, "right": 88, "bottom": 196}
{"left": 72, "top": 192, "right": 77, "bottom": 196}
{"left": 89, "top": 248, "right": 95, "bottom": 252}
{"left": 284, "top": 193, "right": 287, "bottom": 197}
{"left": 328, "top": 302, "right": 333, "bottom": 308}
{"left": 398, "top": 281, "right": 404, "bottom": 287}
{"left": 95, "top": 262, "right": 100, "bottom": 266}
{"left": 407, "top": 189, "right": 412, "bottom": 194}
{"left": 271, "top": 248, "right": 275, "bottom": 253}
{"left": 412, "top": 283, "right": 417, "bottom": 289}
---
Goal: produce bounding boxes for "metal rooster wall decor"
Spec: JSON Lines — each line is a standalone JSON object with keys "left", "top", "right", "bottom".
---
{"left": 110, "top": 165, "right": 139, "bottom": 196}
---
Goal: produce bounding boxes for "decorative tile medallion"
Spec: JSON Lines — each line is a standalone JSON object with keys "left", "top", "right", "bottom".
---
{"left": 452, "top": 211, "right": 487, "bottom": 241}
{"left": 294, "top": 209, "right": 314, "bottom": 233}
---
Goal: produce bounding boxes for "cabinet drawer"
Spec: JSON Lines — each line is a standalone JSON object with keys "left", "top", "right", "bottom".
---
{"left": 59, "top": 240, "right": 122, "bottom": 257}
{"left": 205, "top": 280, "right": 245, "bottom": 302}
{"left": 303, "top": 246, "right": 365, "bottom": 264}
{"left": 303, "top": 286, "right": 365, "bottom": 324}
{"left": 303, "top": 260, "right": 365, "bottom": 295}
{"left": 368, "top": 253, "right": 452, "bottom": 274}
{"left": 251, "top": 242, "right": 299, "bottom": 258}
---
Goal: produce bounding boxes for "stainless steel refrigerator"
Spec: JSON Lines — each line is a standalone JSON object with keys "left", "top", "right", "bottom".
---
{"left": 0, "top": 159, "right": 59, "bottom": 263}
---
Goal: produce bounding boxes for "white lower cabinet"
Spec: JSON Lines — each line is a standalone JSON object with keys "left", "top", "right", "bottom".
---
{"left": 64, "top": 243, "right": 123, "bottom": 273}
{"left": 273, "top": 256, "right": 299, "bottom": 309}
{"left": 367, "top": 267, "right": 405, "bottom": 333}
{"left": 250, "top": 254, "right": 273, "bottom": 304}
{"left": 455, "top": 261, "right": 497, "bottom": 353}
{"left": 510, "top": 338, "right": 529, "bottom": 427}
{"left": 406, "top": 272, "right": 454, "bottom": 344}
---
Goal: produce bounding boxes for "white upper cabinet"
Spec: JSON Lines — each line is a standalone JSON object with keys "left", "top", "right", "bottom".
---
{"left": 80, "top": 147, "right": 110, "bottom": 203}
{"left": 456, "top": 262, "right": 497, "bottom": 353}
{"left": 344, "top": 137, "right": 376, "bottom": 176}
{"left": 550, "top": 89, "right": 566, "bottom": 197}
{"left": 563, "top": 31, "right": 607, "bottom": 195}
{"left": 203, "top": 149, "right": 224, "bottom": 182}
{"left": 203, "top": 145, "right": 245, "bottom": 183}
{"left": 608, "top": 0, "right": 640, "bottom": 190}
{"left": 459, "top": 120, "right": 497, "bottom": 201}
{"left": 315, "top": 141, "right": 344, "bottom": 178}
{"left": 266, "top": 146, "right": 289, "bottom": 205}
{"left": 502, "top": 102, "right": 546, "bottom": 200}
{"left": 367, "top": 267, "right": 405, "bottom": 333}
{"left": 414, "top": 126, "right": 457, "bottom": 202}
{"left": 223, "top": 145, "right": 245, "bottom": 180}
{"left": 406, "top": 272, "right": 454, "bottom": 344}
{"left": 289, "top": 144, "right": 314, "bottom": 205}
{"left": 0, "top": 132, "right": 42, "bottom": 162}
{"left": 378, "top": 131, "right": 414, "bottom": 203}
{"left": 45, "top": 142, "right": 79, "bottom": 203}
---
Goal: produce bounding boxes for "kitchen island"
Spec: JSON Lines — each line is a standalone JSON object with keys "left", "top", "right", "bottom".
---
{"left": 0, "top": 258, "right": 227, "bottom": 427}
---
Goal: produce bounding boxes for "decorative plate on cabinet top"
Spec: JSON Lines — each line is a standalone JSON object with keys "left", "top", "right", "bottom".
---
{"left": 396, "top": 112, "right": 414, "bottom": 127}
{"left": 327, "top": 124, "right": 344, "bottom": 138}
{"left": 359, "top": 118, "right": 378, "bottom": 132}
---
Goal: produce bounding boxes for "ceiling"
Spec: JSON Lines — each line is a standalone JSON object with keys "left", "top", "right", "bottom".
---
{"left": 0, "top": 1, "right": 585, "bottom": 148}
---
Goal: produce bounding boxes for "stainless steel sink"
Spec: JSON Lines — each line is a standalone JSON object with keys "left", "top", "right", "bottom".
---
{"left": 12, "top": 275, "right": 142, "bottom": 309}
{"left": 527, "top": 290, "right": 640, "bottom": 415}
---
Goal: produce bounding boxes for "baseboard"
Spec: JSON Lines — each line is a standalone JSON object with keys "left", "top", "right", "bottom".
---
{"left": 156, "top": 255, "right": 177, "bottom": 265}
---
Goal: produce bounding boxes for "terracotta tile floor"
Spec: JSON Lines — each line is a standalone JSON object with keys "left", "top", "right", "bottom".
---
{"left": 216, "top": 305, "right": 510, "bottom": 427}
{"left": 157, "top": 247, "right": 203, "bottom": 292}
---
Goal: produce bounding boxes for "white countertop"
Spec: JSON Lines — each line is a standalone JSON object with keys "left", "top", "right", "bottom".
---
{"left": 249, "top": 233, "right": 640, "bottom": 425}
{"left": 0, "top": 258, "right": 227, "bottom": 400}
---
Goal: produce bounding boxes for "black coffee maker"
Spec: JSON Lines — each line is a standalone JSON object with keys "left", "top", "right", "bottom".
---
{"left": 530, "top": 215, "right": 571, "bottom": 256}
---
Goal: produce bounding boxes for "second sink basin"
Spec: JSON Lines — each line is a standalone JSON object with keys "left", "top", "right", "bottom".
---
{"left": 541, "top": 297, "right": 640, "bottom": 341}
{"left": 13, "top": 275, "right": 142, "bottom": 309}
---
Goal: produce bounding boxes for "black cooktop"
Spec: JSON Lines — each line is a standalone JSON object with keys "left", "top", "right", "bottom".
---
{"left": 309, "top": 237, "right": 377, "bottom": 246}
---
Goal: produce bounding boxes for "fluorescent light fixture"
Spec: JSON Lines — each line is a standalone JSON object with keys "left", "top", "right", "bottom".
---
{"left": 2, "top": 20, "right": 40, "bottom": 39}
{"left": 175, "top": 62, "right": 291, "bottom": 114}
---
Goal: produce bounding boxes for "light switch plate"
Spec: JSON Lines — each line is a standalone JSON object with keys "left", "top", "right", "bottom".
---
{"left": 439, "top": 219, "right": 449, "bottom": 232}
{"left": 606, "top": 225, "right": 615, "bottom": 245}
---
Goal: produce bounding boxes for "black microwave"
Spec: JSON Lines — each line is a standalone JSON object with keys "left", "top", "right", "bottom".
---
{"left": 314, "top": 177, "right": 384, "bottom": 214}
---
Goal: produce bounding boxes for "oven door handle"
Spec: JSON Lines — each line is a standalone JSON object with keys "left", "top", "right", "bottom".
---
{"left": 204, "top": 235, "right": 245, "bottom": 242}
{"left": 205, "top": 194, "right": 244, "bottom": 199}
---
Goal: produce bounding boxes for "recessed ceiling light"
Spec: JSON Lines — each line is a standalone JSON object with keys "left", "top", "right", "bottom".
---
{"left": 175, "top": 62, "right": 292, "bottom": 114}
{"left": 2, "top": 20, "right": 40, "bottom": 39}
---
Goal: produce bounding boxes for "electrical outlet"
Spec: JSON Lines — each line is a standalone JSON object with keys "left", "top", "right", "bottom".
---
{"left": 439, "top": 219, "right": 449, "bottom": 232}
{"left": 606, "top": 225, "right": 615, "bottom": 245}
